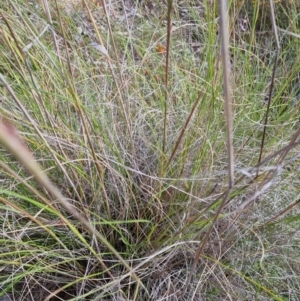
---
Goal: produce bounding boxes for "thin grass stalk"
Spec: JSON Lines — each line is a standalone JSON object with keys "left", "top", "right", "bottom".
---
{"left": 166, "top": 91, "right": 202, "bottom": 169}
{"left": 221, "top": 1, "right": 234, "bottom": 188}
{"left": 264, "top": 198, "right": 300, "bottom": 226}
{"left": 274, "top": 123, "right": 300, "bottom": 165}
{"left": 254, "top": 140, "right": 300, "bottom": 169}
{"left": 162, "top": 0, "right": 173, "bottom": 155}
{"left": 257, "top": 0, "right": 281, "bottom": 170}
{"left": 278, "top": 27, "right": 300, "bottom": 39}
{"left": 150, "top": 0, "right": 174, "bottom": 241}
{"left": 183, "top": 0, "right": 234, "bottom": 294}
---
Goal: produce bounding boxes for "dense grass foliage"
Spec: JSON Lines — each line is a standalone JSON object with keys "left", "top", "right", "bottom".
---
{"left": 0, "top": 0, "right": 300, "bottom": 300}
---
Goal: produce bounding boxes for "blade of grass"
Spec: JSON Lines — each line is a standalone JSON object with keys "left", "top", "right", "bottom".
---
{"left": 257, "top": 0, "right": 281, "bottom": 170}
{"left": 162, "top": 0, "right": 173, "bottom": 155}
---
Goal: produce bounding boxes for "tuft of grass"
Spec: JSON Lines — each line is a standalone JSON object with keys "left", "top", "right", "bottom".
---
{"left": 0, "top": 0, "right": 300, "bottom": 300}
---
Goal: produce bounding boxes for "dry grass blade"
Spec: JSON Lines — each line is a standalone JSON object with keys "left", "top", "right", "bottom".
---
{"left": 264, "top": 198, "right": 300, "bottom": 226}
{"left": 162, "top": 0, "right": 173, "bottom": 155}
{"left": 257, "top": 0, "right": 281, "bottom": 168}
{"left": 278, "top": 27, "right": 300, "bottom": 39}
{"left": 166, "top": 91, "right": 202, "bottom": 169}
{"left": 183, "top": 0, "right": 234, "bottom": 294}
{"left": 220, "top": 0, "right": 234, "bottom": 188}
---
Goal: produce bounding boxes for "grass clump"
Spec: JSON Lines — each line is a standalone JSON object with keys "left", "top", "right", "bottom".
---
{"left": 0, "top": 0, "right": 300, "bottom": 300}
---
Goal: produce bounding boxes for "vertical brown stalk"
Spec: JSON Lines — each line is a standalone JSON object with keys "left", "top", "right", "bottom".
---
{"left": 257, "top": 0, "right": 280, "bottom": 172}
{"left": 183, "top": 0, "right": 234, "bottom": 295}
{"left": 162, "top": 0, "right": 173, "bottom": 154}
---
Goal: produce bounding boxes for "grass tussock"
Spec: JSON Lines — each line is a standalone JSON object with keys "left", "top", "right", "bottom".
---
{"left": 0, "top": 0, "right": 300, "bottom": 300}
